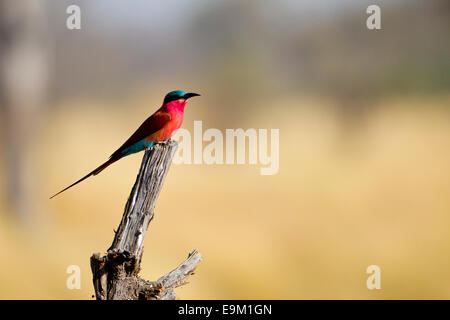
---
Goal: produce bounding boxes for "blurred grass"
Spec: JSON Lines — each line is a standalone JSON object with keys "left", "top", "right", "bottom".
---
{"left": 0, "top": 93, "right": 450, "bottom": 299}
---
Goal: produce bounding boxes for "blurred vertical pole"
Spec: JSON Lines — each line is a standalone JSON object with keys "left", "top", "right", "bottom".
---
{"left": 0, "top": 1, "right": 49, "bottom": 224}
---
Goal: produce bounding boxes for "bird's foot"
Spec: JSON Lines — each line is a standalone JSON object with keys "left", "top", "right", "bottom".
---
{"left": 145, "top": 140, "right": 169, "bottom": 151}
{"left": 157, "top": 139, "right": 171, "bottom": 146}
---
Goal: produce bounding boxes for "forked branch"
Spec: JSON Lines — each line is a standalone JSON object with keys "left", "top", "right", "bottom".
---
{"left": 90, "top": 140, "right": 202, "bottom": 300}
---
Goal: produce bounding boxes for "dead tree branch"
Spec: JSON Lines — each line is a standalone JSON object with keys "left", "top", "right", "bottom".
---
{"left": 90, "top": 140, "right": 202, "bottom": 300}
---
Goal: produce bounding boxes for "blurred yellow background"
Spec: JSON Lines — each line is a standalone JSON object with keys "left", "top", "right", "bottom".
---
{"left": 0, "top": 0, "right": 449, "bottom": 299}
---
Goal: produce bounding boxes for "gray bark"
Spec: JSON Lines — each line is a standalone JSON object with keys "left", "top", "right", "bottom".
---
{"left": 90, "top": 140, "right": 202, "bottom": 300}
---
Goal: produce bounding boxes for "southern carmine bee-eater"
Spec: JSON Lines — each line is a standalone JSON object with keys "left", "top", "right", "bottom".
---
{"left": 50, "top": 90, "right": 200, "bottom": 199}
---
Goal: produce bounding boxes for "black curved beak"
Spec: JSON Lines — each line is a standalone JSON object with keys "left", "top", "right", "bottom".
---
{"left": 183, "top": 92, "right": 201, "bottom": 100}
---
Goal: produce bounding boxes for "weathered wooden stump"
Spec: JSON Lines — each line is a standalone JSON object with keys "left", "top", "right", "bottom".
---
{"left": 90, "top": 139, "right": 202, "bottom": 300}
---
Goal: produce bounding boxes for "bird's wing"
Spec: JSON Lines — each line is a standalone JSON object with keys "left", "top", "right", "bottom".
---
{"left": 50, "top": 111, "right": 171, "bottom": 199}
{"left": 109, "top": 111, "right": 171, "bottom": 159}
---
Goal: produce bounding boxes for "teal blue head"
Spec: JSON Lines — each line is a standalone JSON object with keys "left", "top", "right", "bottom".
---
{"left": 164, "top": 90, "right": 200, "bottom": 104}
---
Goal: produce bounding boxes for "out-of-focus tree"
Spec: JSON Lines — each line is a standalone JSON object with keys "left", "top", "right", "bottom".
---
{"left": 0, "top": 1, "right": 50, "bottom": 223}
{"left": 280, "top": 0, "right": 450, "bottom": 131}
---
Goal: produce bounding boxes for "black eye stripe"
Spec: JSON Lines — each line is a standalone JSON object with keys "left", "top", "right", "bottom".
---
{"left": 164, "top": 96, "right": 184, "bottom": 103}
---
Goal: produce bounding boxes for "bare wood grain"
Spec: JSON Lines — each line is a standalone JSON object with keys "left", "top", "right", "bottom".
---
{"left": 90, "top": 140, "right": 202, "bottom": 300}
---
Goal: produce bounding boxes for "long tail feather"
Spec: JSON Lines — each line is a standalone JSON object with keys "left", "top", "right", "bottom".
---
{"left": 49, "top": 158, "right": 117, "bottom": 199}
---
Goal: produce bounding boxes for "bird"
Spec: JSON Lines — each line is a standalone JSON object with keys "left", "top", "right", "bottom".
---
{"left": 50, "top": 90, "right": 200, "bottom": 199}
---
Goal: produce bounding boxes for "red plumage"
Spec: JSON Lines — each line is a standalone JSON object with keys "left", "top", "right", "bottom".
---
{"left": 50, "top": 91, "right": 199, "bottom": 199}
